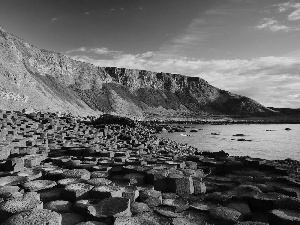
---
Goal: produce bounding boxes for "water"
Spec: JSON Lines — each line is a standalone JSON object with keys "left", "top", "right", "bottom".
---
{"left": 157, "top": 124, "right": 300, "bottom": 161}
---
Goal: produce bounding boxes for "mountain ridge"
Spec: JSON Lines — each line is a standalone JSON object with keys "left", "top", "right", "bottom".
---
{"left": 0, "top": 26, "right": 275, "bottom": 119}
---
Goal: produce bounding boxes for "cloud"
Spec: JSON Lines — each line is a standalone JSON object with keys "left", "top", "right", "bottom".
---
{"left": 254, "top": 18, "right": 291, "bottom": 32}
{"left": 51, "top": 18, "right": 58, "bottom": 23}
{"left": 66, "top": 47, "right": 87, "bottom": 54}
{"left": 66, "top": 47, "right": 122, "bottom": 55}
{"left": 68, "top": 47, "right": 300, "bottom": 108}
{"left": 84, "top": 12, "right": 90, "bottom": 15}
{"left": 274, "top": 1, "right": 300, "bottom": 21}
{"left": 288, "top": 8, "right": 300, "bottom": 21}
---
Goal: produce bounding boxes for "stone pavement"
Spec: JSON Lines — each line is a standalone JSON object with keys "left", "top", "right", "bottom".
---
{"left": 0, "top": 110, "right": 300, "bottom": 224}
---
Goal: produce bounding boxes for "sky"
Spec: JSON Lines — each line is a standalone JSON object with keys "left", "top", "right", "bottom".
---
{"left": 0, "top": 0, "right": 300, "bottom": 108}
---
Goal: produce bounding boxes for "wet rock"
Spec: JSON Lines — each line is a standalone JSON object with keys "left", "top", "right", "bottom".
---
{"left": 122, "top": 186, "right": 139, "bottom": 202}
{"left": 114, "top": 217, "right": 157, "bottom": 225}
{"left": 87, "top": 197, "right": 131, "bottom": 219}
{"left": 274, "top": 186, "right": 300, "bottom": 198}
{"left": 146, "top": 169, "right": 168, "bottom": 192}
{"left": 131, "top": 202, "right": 151, "bottom": 214}
{"left": 90, "top": 171, "right": 109, "bottom": 179}
{"left": 189, "top": 201, "right": 217, "bottom": 211}
{"left": 231, "top": 185, "right": 263, "bottom": 199}
{"left": 75, "top": 222, "right": 106, "bottom": 225}
{"left": 236, "top": 222, "right": 269, "bottom": 225}
{"left": 154, "top": 206, "right": 183, "bottom": 218}
{"left": 123, "top": 173, "right": 145, "bottom": 185}
{"left": 0, "top": 192, "right": 43, "bottom": 220}
{"left": 17, "top": 169, "right": 42, "bottom": 180}
{"left": 0, "top": 186, "right": 22, "bottom": 199}
{"left": 61, "top": 213, "right": 85, "bottom": 225}
{"left": 248, "top": 192, "right": 284, "bottom": 211}
{"left": 39, "top": 188, "right": 64, "bottom": 203}
{"left": 90, "top": 185, "right": 123, "bottom": 199}
{"left": 226, "top": 201, "right": 251, "bottom": 216}
{"left": 3, "top": 209, "right": 62, "bottom": 225}
{"left": 205, "top": 191, "right": 234, "bottom": 203}
{"left": 209, "top": 206, "right": 243, "bottom": 223}
{"left": 135, "top": 211, "right": 171, "bottom": 225}
{"left": 162, "top": 198, "right": 189, "bottom": 212}
{"left": 3, "top": 157, "right": 24, "bottom": 172}
{"left": 193, "top": 178, "right": 206, "bottom": 194}
{"left": 274, "top": 197, "right": 300, "bottom": 210}
{"left": 44, "top": 200, "right": 73, "bottom": 213}
{"left": 62, "top": 169, "right": 91, "bottom": 180}
{"left": 22, "top": 180, "right": 57, "bottom": 191}
{"left": 63, "top": 183, "right": 93, "bottom": 202}
{"left": 140, "top": 189, "right": 162, "bottom": 208}
{"left": 0, "top": 176, "right": 28, "bottom": 186}
{"left": 85, "top": 178, "right": 112, "bottom": 186}
{"left": 74, "top": 199, "right": 100, "bottom": 215}
{"left": 58, "top": 178, "right": 85, "bottom": 187}
{"left": 269, "top": 209, "right": 300, "bottom": 225}
{"left": 167, "top": 172, "right": 194, "bottom": 195}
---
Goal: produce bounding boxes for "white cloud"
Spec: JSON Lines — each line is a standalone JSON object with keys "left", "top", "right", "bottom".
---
{"left": 66, "top": 47, "right": 87, "bottom": 54}
{"left": 51, "top": 18, "right": 58, "bottom": 23}
{"left": 254, "top": 18, "right": 291, "bottom": 32}
{"left": 68, "top": 47, "right": 300, "bottom": 108}
{"left": 274, "top": 1, "right": 300, "bottom": 21}
{"left": 66, "top": 47, "right": 121, "bottom": 55}
{"left": 288, "top": 8, "right": 300, "bottom": 20}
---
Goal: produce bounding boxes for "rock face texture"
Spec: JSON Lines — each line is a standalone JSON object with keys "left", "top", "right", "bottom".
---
{"left": 0, "top": 26, "right": 274, "bottom": 119}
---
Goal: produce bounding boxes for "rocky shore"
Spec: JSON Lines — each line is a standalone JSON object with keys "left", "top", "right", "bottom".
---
{"left": 0, "top": 110, "right": 300, "bottom": 225}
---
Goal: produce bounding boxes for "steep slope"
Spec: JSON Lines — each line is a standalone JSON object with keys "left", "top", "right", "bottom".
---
{"left": 0, "top": 26, "right": 274, "bottom": 119}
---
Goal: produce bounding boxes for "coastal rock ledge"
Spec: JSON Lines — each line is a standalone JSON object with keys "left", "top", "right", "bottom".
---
{"left": 0, "top": 110, "right": 299, "bottom": 224}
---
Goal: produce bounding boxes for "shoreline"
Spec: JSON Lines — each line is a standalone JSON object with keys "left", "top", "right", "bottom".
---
{"left": 0, "top": 110, "right": 299, "bottom": 224}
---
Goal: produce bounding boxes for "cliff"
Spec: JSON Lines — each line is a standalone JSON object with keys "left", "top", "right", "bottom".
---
{"left": 0, "top": 26, "right": 275, "bottom": 119}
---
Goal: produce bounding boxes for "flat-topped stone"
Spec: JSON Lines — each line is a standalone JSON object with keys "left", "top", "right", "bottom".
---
{"left": 62, "top": 169, "right": 91, "bottom": 180}
{"left": 0, "top": 186, "right": 22, "bottom": 199}
{"left": 209, "top": 206, "right": 243, "bottom": 223}
{"left": 139, "top": 189, "right": 162, "bottom": 208}
{"left": 87, "top": 197, "right": 131, "bottom": 219}
{"left": 58, "top": 178, "right": 85, "bottom": 187}
{"left": 22, "top": 180, "right": 57, "bottom": 191}
{"left": 61, "top": 212, "right": 85, "bottom": 225}
{"left": 0, "top": 192, "right": 43, "bottom": 220}
{"left": 63, "top": 183, "right": 94, "bottom": 202}
{"left": 0, "top": 176, "right": 28, "bottom": 186}
{"left": 3, "top": 209, "right": 62, "bottom": 225}
{"left": 85, "top": 178, "right": 112, "bottom": 186}
{"left": 90, "top": 185, "right": 123, "bottom": 199}
{"left": 44, "top": 200, "right": 73, "bottom": 213}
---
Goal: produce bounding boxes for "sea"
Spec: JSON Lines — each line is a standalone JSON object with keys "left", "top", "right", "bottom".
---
{"left": 157, "top": 124, "right": 300, "bottom": 161}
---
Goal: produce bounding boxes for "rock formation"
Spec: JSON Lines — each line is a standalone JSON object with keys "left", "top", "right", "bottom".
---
{"left": 0, "top": 26, "right": 274, "bottom": 119}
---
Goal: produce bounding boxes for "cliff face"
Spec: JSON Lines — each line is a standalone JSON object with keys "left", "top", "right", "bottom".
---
{"left": 0, "top": 26, "right": 274, "bottom": 119}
